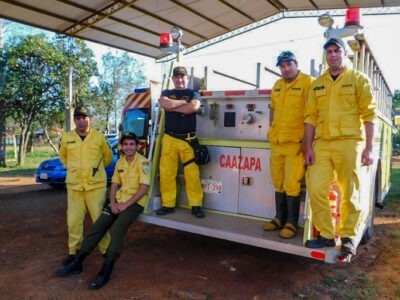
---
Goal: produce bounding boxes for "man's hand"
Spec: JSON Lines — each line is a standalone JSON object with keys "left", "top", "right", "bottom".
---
{"left": 304, "top": 147, "right": 315, "bottom": 166}
{"left": 361, "top": 148, "right": 374, "bottom": 166}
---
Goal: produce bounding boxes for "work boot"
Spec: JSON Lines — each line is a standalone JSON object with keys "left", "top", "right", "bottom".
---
{"left": 264, "top": 192, "right": 287, "bottom": 231}
{"left": 341, "top": 237, "right": 356, "bottom": 256}
{"left": 305, "top": 236, "right": 336, "bottom": 248}
{"left": 156, "top": 206, "right": 175, "bottom": 215}
{"left": 89, "top": 261, "right": 115, "bottom": 289}
{"left": 55, "top": 251, "right": 88, "bottom": 277}
{"left": 280, "top": 195, "right": 301, "bottom": 239}
{"left": 191, "top": 206, "right": 205, "bottom": 218}
{"left": 61, "top": 254, "right": 75, "bottom": 266}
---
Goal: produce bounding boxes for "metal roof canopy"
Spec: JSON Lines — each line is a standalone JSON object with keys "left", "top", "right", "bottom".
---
{"left": 1, "top": 0, "right": 400, "bottom": 60}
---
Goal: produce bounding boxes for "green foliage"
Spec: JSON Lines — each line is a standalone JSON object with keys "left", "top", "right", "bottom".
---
{"left": 393, "top": 89, "right": 400, "bottom": 110}
{"left": 96, "top": 51, "right": 148, "bottom": 132}
{"left": 1, "top": 146, "right": 56, "bottom": 176}
{"left": 384, "top": 166, "right": 400, "bottom": 208}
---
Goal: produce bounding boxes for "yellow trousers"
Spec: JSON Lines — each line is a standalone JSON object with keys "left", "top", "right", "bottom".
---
{"left": 159, "top": 134, "right": 203, "bottom": 207}
{"left": 270, "top": 142, "right": 304, "bottom": 196}
{"left": 307, "top": 139, "right": 362, "bottom": 239}
{"left": 66, "top": 187, "right": 110, "bottom": 254}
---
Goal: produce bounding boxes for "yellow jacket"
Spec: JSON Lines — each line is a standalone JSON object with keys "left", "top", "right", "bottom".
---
{"left": 268, "top": 71, "right": 314, "bottom": 143}
{"left": 304, "top": 66, "right": 377, "bottom": 140}
{"left": 111, "top": 153, "right": 150, "bottom": 206}
{"left": 60, "top": 129, "right": 113, "bottom": 191}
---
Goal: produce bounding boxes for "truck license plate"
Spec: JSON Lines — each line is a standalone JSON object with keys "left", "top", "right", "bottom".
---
{"left": 40, "top": 173, "right": 48, "bottom": 180}
{"left": 201, "top": 179, "right": 222, "bottom": 194}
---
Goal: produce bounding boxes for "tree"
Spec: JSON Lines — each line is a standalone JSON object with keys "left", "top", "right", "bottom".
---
{"left": 0, "top": 19, "right": 6, "bottom": 167}
{"left": 393, "top": 89, "right": 400, "bottom": 149}
{"left": 393, "top": 89, "right": 400, "bottom": 110}
{"left": 97, "top": 51, "right": 147, "bottom": 133}
{"left": 1, "top": 35, "right": 66, "bottom": 165}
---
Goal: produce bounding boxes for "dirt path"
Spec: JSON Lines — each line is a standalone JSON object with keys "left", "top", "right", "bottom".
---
{"left": 0, "top": 175, "right": 400, "bottom": 299}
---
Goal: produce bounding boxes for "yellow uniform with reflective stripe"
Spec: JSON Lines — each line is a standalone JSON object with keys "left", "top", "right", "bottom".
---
{"left": 305, "top": 66, "right": 377, "bottom": 239}
{"left": 111, "top": 153, "right": 150, "bottom": 207}
{"left": 60, "top": 129, "right": 113, "bottom": 191}
{"left": 268, "top": 71, "right": 313, "bottom": 196}
{"left": 59, "top": 129, "right": 113, "bottom": 255}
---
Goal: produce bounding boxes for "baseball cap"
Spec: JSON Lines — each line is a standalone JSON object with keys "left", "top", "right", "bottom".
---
{"left": 73, "top": 106, "right": 91, "bottom": 117}
{"left": 323, "top": 38, "right": 346, "bottom": 50}
{"left": 173, "top": 66, "right": 188, "bottom": 76}
{"left": 276, "top": 51, "right": 297, "bottom": 66}
{"left": 120, "top": 132, "right": 138, "bottom": 144}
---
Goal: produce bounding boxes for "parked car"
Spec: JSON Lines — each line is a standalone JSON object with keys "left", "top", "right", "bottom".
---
{"left": 35, "top": 137, "right": 119, "bottom": 189}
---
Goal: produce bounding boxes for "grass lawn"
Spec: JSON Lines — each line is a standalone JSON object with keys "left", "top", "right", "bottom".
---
{"left": 0, "top": 145, "right": 58, "bottom": 177}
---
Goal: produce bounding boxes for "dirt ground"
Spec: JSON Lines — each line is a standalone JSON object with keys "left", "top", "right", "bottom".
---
{"left": 1, "top": 160, "right": 400, "bottom": 299}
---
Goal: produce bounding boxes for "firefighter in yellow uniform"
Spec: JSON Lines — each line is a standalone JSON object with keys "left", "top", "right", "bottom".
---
{"left": 56, "top": 132, "right": 149, "bottom": 290}
{"left": 156, "top": 66, "right": 205, "bottom": 218}
{"left": 304, "top": 38, "right": 377, "bottom": 256}
{"left": 59, "top": 106, "right": 113, "bottom": 266}
{"left": 264, "top": 51, "right": 314, "bottom": 238}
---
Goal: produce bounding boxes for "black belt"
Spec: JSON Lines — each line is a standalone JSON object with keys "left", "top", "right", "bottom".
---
{"left": 165, "top": 131, "right": 196, "bottom": 139}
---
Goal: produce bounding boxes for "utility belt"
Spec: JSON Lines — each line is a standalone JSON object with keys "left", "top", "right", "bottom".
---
{"left": 165, "top": 131, "right": 209, "bottom": 166}
{"left": 165, "top": 131, "right": 196, "bottom": 140}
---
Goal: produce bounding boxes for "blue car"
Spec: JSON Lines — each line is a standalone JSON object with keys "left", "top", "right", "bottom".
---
{"left": 35, "top": 138, "right": 119, "bottom": 189}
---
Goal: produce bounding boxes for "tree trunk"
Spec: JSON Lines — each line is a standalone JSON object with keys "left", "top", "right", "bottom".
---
{"left": 44, "top": 126, "right": 59, "bottom": 154}
{"left": 17, "top": 131, "right": 26, "bottom": 166}
{"left": 0, "top": 114, "right": 6, "bottom": 167}
{"left": 0, "top": 19, "right": 6, "bottom": 167}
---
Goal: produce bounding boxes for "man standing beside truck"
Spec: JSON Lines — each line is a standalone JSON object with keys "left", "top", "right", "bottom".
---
{"left": 59, "top": 106, "right": 113, "bottom": 266}
{"left": 304, "top": 38, "right": 377, "bottom": 256}
{"left": 156, "top": 66, "right": 205, "bottom": 218}
{"left": 264, "top": 51, "right": 314, "bottom": 238}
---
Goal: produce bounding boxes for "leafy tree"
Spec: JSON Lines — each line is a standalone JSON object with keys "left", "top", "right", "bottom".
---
{"left": 393, "top": 89, "right": 400, "bottom": 110}
{"left": 0, "top": 19, "right": 6, "bottom": 167}
{"left": 55, "top": 36, "right": 98, "bottom": 108}
{"left": 393, "top": 90, "right": 400, "bottom": 149}
{"left": 97, "top": 51, "right": 147, "bottom": 133}
{"left": 1, "top": 34, "right": 66, "bottom": 165}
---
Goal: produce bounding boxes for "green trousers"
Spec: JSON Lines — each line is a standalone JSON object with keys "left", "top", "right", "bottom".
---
{"left": 80, "top": 202, "right": 144, "bottom": 262}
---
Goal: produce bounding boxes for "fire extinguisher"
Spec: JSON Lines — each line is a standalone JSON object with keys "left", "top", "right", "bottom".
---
{"left": 329, "top": 188, "right": 340, "bottom": 238}
{"left": 313, "top": 187, "right": 340, "bottom": 238}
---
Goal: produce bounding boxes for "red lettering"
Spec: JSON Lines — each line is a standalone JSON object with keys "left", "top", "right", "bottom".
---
{"left": 255, "top": 158, "right": 261, "bottom": 171}
{"left": 250, "top": 157, "right": 255, "bottom": 170}
{"left": 220, "top": 154, "right": 226, "bottom": 168}
{"left": 231, "top": 155, "right": 238, "bottom": 169}
{"left": 243, "top": 156, "right": 249, "bottom": 170}
{"left": 219, "top": 154, "right": 262, "bottom": 171}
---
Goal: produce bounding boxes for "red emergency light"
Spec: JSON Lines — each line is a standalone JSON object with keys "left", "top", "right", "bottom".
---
{"left": 159, "top": 32, "right": 172, "bottom": 48}
{"left": 344, "top": 7, "right": 361, "bottom": 28}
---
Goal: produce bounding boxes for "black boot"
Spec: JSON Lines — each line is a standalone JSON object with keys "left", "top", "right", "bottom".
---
{"left": 89, "top": 261, "right": 115, "bottom": 289}
{"left": 280, "top": 195, "right": 301, "bottom": 238}
{"left": 55, "top": 251, "right": 88, "bottom": 277}
{"left": 264, "top": 192, "right": 287, "bottom": 231}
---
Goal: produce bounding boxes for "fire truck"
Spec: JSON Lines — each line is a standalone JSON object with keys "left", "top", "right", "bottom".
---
{"left": 119, "top": 8, "right": 393, "bottom": 263}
